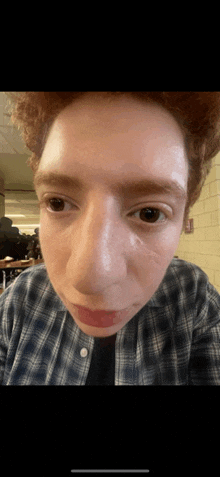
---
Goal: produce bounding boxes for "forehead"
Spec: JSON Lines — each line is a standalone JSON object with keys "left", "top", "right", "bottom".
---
{"left": 39, "top": 93, "right": 188, "bottom": 191}
{"left": 54, "top": 92, "right": 184, "bottom": 140}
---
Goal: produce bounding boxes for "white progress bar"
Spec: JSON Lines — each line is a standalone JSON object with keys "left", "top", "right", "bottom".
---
{"left": 71, "top": 471, "right": 150, "bottom": 473}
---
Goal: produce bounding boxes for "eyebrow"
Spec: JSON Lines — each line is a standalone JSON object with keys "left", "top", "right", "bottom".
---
{"left": 34, "top": 171, "right": 187, "bottom": 201}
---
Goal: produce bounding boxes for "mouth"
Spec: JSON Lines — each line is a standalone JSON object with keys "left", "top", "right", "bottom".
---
{"left": 73, "top": 304, "right": 124, "bottom": 313}
{"left": 71, "top": 303, "right": 131, "bottom": 328}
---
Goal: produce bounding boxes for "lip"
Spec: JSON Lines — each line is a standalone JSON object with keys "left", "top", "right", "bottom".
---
{"left": 73, "top": 304, "right": 123, "bottom": 313}
{"left": 71, "top": 303, "right": 130, "bottom": 328}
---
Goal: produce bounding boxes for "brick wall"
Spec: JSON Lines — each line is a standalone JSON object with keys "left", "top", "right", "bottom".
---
{"left": 175, "top": 152, "right": 220, "bottom": 293}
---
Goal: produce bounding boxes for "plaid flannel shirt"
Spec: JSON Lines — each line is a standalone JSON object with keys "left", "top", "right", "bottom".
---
{"left": 0, "top": 258, "right": 219, "bottom": 385}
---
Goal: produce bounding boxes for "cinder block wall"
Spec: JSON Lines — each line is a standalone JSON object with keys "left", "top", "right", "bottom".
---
{"left": 175, "top": 152, "right": 220, "bottom": 294}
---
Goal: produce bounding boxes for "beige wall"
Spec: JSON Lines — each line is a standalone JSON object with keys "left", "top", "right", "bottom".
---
{"left": 175, "top": 152, "right": 220, "bottom": 293}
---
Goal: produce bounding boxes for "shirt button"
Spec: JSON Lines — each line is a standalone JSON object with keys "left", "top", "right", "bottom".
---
{"left": 80, "top": 347, "right": 88, "bottom": 358}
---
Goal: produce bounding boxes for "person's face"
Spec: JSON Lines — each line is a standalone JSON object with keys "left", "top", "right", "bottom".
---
{"left": 34, "top": 93, "right": 188, "bottom": 337}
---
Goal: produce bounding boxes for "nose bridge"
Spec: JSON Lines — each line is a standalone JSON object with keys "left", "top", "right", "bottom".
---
{"left": 67, "top": 192, "right": 127, "bottom": 294}
{"left": 80, "top": 195, "right": 120, "bottom": 264}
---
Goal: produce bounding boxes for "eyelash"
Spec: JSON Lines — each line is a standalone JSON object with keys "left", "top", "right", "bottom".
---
{"left": 40, "top": 196, "right": 169, "bottom": 225}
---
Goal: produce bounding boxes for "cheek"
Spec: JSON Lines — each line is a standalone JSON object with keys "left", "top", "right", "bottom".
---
{"left": 130, "top": 225, "right": 182, "bottom": 286}
{"left": 39, "top": 219, "right": 70, "bottom": 263}
{"left": 39, "top": 223, "right": 71, "bottom": 288}
{"left": 131, "top": 222, "right": 181, "bottom": 258}
{"left": 151, "top": 225, "right": 182, "bottom": 267}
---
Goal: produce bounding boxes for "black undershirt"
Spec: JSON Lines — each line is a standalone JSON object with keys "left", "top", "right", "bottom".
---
{"left": 85, "top": 333, "right": 117, "bottom": 385}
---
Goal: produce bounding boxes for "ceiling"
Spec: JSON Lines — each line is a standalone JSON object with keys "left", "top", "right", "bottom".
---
{"left": 0, "top": 92, "right": 39, "bottom": 235}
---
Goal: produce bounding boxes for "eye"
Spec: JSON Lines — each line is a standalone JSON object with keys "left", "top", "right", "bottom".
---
{"left": 40, "top": 197, "right": 169, "bottom": 225}
{"left": 41, "top": 197, "right": 75, "bottom": 213}
{"left": 48, "top": 198, "right": 67, "bottom": 212}
{"left": 131, "top": 207, "right": 167, "bottom": 224}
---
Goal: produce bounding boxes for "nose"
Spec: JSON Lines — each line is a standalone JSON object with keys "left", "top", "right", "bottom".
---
{"left": 66, "top": 195, "right": 128, "bottom": 295}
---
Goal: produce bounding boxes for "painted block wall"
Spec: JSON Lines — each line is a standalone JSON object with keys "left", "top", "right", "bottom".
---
{"left": 175, "top": 152, "right": 220, "bottom": 294}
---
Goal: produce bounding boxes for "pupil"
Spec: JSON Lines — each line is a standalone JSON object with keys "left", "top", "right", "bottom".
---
{"left": 50, "top": 199, "right": 64, "bottom": 211}
{"left": 140, "top": 208, "right": 160, "bottom": 222}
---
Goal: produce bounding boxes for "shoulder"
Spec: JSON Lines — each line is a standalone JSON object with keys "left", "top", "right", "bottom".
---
{"left": 0, "top": 264, "right": 65, "bottom": 313}
{"left": 165, "top": 257, "right": 211, "bottom": 289}
{"left": 2, "top": 263, "right": 50, "bottom": 299}
{"left": 166, "top": 258, "right": 220, "bottom": 300}
{"left": 148, "top": 258, "right": 220, "bottom": 308}
{"left": 167, "top": 257, "right": 209, "bottom": 280}
{"left": 13, "top": 262, "right": 49, "bottom": 285}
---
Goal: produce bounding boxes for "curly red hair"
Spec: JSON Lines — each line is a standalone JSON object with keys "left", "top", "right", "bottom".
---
{"left": 4, "top": 91, "right": 220, "bottom": 230}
